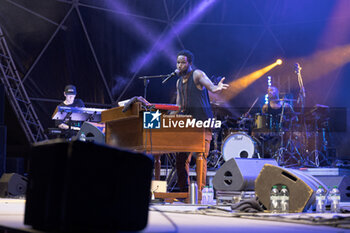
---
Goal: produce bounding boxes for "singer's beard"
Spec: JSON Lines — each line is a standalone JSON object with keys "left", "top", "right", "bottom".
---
{"left": 179, "top": 67, "right": 191, "bottom": 77}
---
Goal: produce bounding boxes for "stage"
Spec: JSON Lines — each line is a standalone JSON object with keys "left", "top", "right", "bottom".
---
{"left": 1, "top": 199, "right": 350, "bottom": 233}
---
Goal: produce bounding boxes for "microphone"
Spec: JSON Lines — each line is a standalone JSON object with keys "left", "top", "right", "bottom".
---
{"left": 162, "top": 69, "right": 179, "bottom": 84}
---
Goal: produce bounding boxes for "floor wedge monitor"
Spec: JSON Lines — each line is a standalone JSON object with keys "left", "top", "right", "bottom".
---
{"left": 0, "top": 173, "right": 27, "bottom": 197}
{"left": 255, "top": 164, "right": 326, "bottom": 212}
{"left": 213, "top": 158, "right": 278, "bottom": 191}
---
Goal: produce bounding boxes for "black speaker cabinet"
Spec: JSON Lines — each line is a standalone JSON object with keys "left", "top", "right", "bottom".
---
{"left": 0, "top": 173, "right": 27, "bottom": 197}
{"left": 24, "top": 140, "right": 153, "bottom": 232}
{"left": 255, "top": 164, "right": 325, "bottom": 212}
{"left": 213, "top": 158, "right": 278, "bottom": 191}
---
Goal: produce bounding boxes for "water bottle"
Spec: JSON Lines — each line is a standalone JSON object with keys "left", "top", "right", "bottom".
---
{"left": 201, "top": 186, "right": 208, "bottom": 205}
{"left": 280, "top": 185, "right": 289, "bottom": 213}
{"left": 270, "top": 185, "right": 280, "bottom": 213}
{"left": 79, "top": 132, "right": 86, "bottom": 141}
{"left": 207, "top": 186, "right": 214, "bottom": 204}
{"left": 326, "top": 186, "right": 331, "bottom": 207}
{"left": 329, "top": 186, "right": 341, "bottom": 213}
{"left": 315, "top": 186, "right": 326, "bottom": 213}
{"left": 190, "top": 181, "right": 198, "bottom": 205}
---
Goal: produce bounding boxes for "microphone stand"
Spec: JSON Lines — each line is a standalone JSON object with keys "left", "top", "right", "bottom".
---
{"left": 138, "top": 74, "right": 170, "bottom": 99}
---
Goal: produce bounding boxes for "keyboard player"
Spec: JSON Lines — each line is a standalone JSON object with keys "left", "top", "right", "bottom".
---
{"left": 55, "top": 85, "right": 85, "bottom": 136}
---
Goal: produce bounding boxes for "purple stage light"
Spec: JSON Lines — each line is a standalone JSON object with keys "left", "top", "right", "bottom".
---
{"left": 130, "top": 0, "right": 217, "bottom": 73}
{"left": 111, "top": 75, "right": 129, "bottom": 96}
{"left": 104, "top": 0, "right": 177, "bottom": 72}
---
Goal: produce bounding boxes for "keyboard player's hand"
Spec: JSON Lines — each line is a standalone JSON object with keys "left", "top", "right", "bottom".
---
{"left": 58, "top": 123, "right": 80, "bottom": 131}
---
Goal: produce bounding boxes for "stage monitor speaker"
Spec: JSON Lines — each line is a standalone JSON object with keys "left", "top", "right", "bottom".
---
{"left": 316, "top": 175, "right": 350, "bottom": 202}
{"left": 255, "top": 164, "right": 326, "bottom": 213}
{"left": 0, "top": 173, "right": 27, "bottom": 197}
{"left": 75, "top": 122, "right": 105, "bottom": 144}
{"left": 213, "top": 158, "right": 278, "bottom": 191}
{"left": 24, "top": 139, "right": 153, "bottom": 232}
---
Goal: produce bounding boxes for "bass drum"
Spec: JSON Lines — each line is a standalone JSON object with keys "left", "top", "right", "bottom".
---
{"left": 221, "top": 132, "right": 260, "bottom": 160}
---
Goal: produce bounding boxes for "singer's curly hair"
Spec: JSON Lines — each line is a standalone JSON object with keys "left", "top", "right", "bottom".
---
{"left": 177, "top": 50, "right": 194, "bottom": 64}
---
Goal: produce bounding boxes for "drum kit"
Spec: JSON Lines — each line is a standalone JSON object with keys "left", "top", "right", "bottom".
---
{"left": 207, "top": 101, "right": 332, "bottom": 169}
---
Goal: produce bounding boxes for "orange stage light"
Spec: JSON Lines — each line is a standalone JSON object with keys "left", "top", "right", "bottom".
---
{"left": 212, "top": 61, "right": 282, "bottom": 102}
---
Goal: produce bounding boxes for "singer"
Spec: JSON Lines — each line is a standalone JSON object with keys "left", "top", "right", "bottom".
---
{"left": 174, "top": 49, "right": 228, "bottom": 193}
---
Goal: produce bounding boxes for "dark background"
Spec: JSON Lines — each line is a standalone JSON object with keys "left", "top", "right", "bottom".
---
{"left": 0, "top": 0, "right": 349, "bottom": 165}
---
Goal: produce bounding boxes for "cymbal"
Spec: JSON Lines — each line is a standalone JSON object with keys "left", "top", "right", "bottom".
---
{"left": 210, "top": 101, "right": 226, "bottom": 106}
{"left": 210, "top": 103, "right": 233, "bottom": 117}
{"left": 277, "top": 99, "right": 297, "bottom": 102}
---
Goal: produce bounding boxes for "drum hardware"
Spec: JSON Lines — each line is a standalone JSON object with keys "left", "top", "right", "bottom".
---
{"left": 278, "top": 99, "right": 287, "bottom": 130}
{"left": 207, "top": 129, "right": 223, "bottom": 168}
{"left": 295, "top": 63, "right": 306, "bottom": 113}
{"left": 253, "top": 113, "right": 272, "bottom": 131}
{"left": 210, "top": 102, "right": 233, "bottom": 120}
{"left": 303, "top": 114, "right": 330, "bottom": 168}
{"left": 273, "top": 131, "right": 304, "bottom": 167}
{"left": 221, "top": 132, "right": 261, "bottom": 160}
{"left": 276, "top": 98, "right": 297, "bottom": 102}
{"left": 237, "top": 116, "right": 253, "bottom": 132}
{"left": 272, "top": 101, "right": 305, "bottom": 167}
{"left": 240, "top": 97, "right": 259, "bottom": 132}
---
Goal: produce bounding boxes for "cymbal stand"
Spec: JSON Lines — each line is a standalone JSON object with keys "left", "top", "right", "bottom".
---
{"left": 273, "top": 102, "right": 303, "bottom": 167}
{"left": 272, "top": 102, "right": 286, "bottom": 165}
{"left": 207, "top": 130, "right": 222, "bottom": 168}
{"left": 305, "top": 116, "right": 330, "bottom": 167}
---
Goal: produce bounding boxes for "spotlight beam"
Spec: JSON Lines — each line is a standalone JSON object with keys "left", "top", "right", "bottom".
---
{"left": 214, "top": 61, "right": 281, "bottom": 102}
{"left": 118, "top": 0, "right": 217, "bottom": 102}
{"left": 302, "top": 45, "right": 350, "bottom": 79}
{"left": 130, "top": 0, "right": 217, "bottom": 74}
{"left": 279, "top": 44, "right": 350, "bottom": 87}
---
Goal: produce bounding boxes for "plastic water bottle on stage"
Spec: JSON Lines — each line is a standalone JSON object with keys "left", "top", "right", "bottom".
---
{"left": 315, "top": 186, "right": 326, "bottom": 213}
{"left": 79, "top": 132, "right": 86, "bottom": 141}
{"left": 208, "top": 186, "right": 214, "bottom": 204}
{"left": 280, "top": 185, "right": 289, "bottom": 213}
{"left": 329, "top": 186, "right": 341, "bottom": 213}
{"left": 270, "top": 185, "right": 280, "bottom": 213}
{"left": 201, "top": 186, "right": 208, "bottom": 205}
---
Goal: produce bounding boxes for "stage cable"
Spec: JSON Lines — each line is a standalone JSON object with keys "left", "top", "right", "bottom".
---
{"left": 149, "top": 206, "right": 179, "bottom": 233}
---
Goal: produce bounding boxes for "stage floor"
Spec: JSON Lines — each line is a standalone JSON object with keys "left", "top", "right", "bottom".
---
{"left": 1, "top": 198, "right": 350, "bottom": 232}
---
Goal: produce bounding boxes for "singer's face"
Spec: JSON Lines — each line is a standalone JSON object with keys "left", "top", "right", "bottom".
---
{"left": 177, "top": 55, "right": 190, "bottom": 75}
